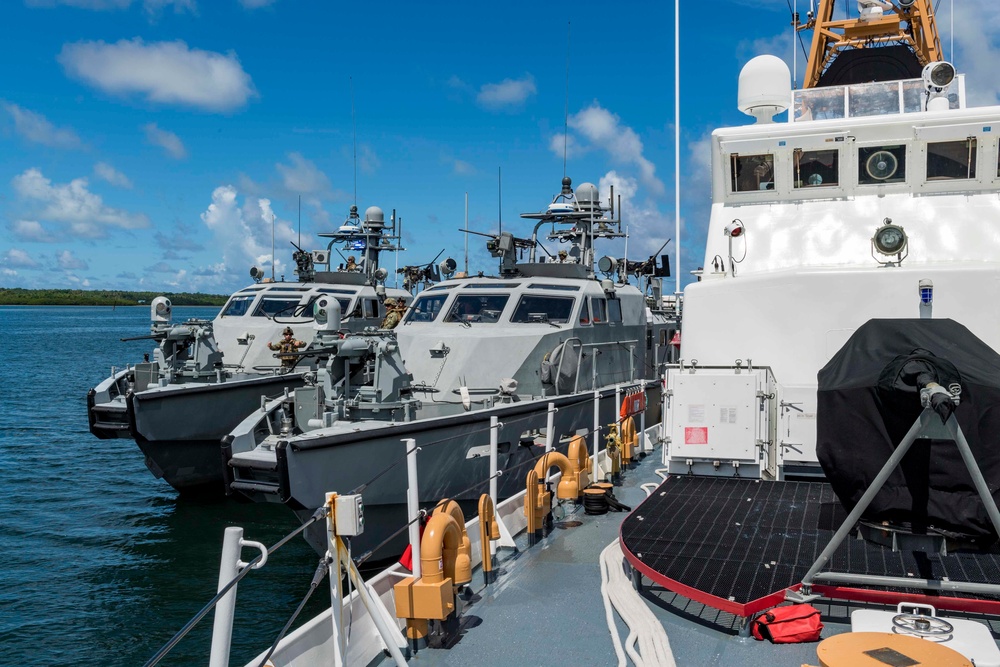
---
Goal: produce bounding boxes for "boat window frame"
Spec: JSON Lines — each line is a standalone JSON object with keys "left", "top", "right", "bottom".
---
{"left": 926, "top": 137, "right": 978, "bottom": 181}
{"left": 857, "top": 144, "right": 908, "bottom": 186}
{"left": 729, "top": 152, "right": 776, "bottom": 194}
{"left": 579, "top": 299, "right": 591, "bottom": 326}
{"left": 443, "top": 293, "right": 511, "bottom": 324}
{"left": 403, "top": 293, "right": 450, "bottom": 323}
{"left": 509, "top": 294, "right": 576, "bottom": 325}
{"left": 220, "top": 294, "right": 255, "bottom": 317}
{"left": 607, "top": 298, "right": 623, "bottom": 324}
{"left": 793, "top": 147, "right": 840, "bottom": 189}
{"left": 251, "top": 296, "right": 304, "bottom": 318}
{"left": 591, "top": 297, "right": 607, "bottom": 325}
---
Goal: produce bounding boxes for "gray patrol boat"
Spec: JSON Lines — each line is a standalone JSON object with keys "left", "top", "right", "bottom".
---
{"left": 87, "top": 204, "right": 412, "bottom": 496}
{"left": 224, "top": 177, "right": 678, "bottom": 555}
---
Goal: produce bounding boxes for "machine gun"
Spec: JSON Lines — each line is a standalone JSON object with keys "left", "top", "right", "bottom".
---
{"left": 397, "top": 249, "right": 447, "bottom": 293}
{"left": 462, "top": 229, "right": 536, "bottom": 277}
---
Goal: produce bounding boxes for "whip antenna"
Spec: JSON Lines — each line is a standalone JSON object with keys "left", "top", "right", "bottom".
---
{"left": 351, "top": 76, "right": 357, "bottom": 207}
{"left": 563, "top": 20, "right": 571, "bottom": 178}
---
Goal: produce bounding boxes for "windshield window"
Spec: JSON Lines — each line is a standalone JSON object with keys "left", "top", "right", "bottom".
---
{"left": 221, "top": 295, "right": 254, "bottom": 317}
{"left": 404, "top": 294, "right": 449, "bottom": 323}
{"left": 591, "top": 298, "right": 607, "bottom": 324}
{"left": 252, "top": 298, "right": 302, "bottom": 318}
{"left": 608, "top": 299, "right": 622, "bottom": 323}
{"left": 444, "top": 294, "right": 510, "bottom": 323}
{"left": 579, "top": 299, "right": 591, "bottom": 325}
{"left": 927, "top": 139, "right": 977, "bottom": 180}
{"left": 510, "top": 296, "right": 574, "bottom": 324}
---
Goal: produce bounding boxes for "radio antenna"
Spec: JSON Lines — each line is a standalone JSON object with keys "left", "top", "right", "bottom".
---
{"left": 297, "top": 194, "right": 301, "bottom": 247}
{"left": 498, "top": 166, "right": 503, "bottom": 235}
{"left": 351, "top": 76, "right": 357, "bottom": 207}
{"left": 563, "top": 20, "right": 571, "bottom": 178}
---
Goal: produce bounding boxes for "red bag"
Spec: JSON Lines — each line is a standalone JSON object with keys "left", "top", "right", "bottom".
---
{"left": 750, "top": 604, "right": 823, "bottom": 643}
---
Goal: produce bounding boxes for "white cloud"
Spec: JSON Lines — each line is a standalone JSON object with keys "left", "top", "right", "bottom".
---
{"left": 598, "top": 171, "right": 668, "bottom": 258}
{"left": 57, "top": 250, "right": 88, "bottom": 270}
{"left": 12, "top": 168, "right": 149, "bottom": 237}
{"left": 358, "top": 144, "right": 380, "bottom": 175}
{"left": 476, "top": 74, "right": 536, "bottom": 110}
{"left": 3, "top": 103, "right": 83, "bottom": 149}
{"left": 94, "top": 161, "right": 132, "bottom": 188}
{"left": 199, "top": 185, "right": 297, "bottom": 284}
{"left": 143, "top": 123, "right": 187, "bottom": 159}
{"left": 453, "top": 159, "right": 475, "bottom": 175}
{"left": 10, "top": 220, "right": 57, "bottom": 242}
{"left": 239, "top": 0, "right": 276, "bottom": 7}
{"left": 26, "top": 0, "right": 194, "bottom": 12}
{"left": 59, "top": 39, "right": 255, "bottom": 112}
{"left": 2, "top": 248, "right": 40, "bottom": 269}
{"left": 953, "top": 1, "right": 1000, "bottom": 105}
{"left": 563, "top": 103, "right": 664, "bottom": 196}
{"left": 276, "top": 152, "right": 331, "bottom": 196}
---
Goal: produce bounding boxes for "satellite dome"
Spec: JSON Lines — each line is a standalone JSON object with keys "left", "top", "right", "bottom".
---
{"left": 364, "top": 206, "right": 384, "bottom": 224}
{"left": 576, "top": 182, "right": 599, "bottom": 203}
{"left": 738, "top": 55, "right": 791, "bottom": 124}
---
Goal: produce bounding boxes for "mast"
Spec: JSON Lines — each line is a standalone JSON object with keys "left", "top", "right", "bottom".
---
{"left": 798, "top": 0, "right": 943, "bottom": 89}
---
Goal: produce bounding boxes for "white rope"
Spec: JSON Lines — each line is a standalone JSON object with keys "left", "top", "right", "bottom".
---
{"left": 600, "top": 539, "right": 676, "bottom": 667}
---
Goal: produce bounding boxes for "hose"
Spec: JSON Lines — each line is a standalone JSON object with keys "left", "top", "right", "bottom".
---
{"left": 600, "top": 539, "right": 676, "bottom": 667}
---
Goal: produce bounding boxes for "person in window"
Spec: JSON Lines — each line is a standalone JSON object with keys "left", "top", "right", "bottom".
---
{"left": 268, "top": 327, "right": 306, "bottom": 368}
{"left": 380, "top": 298, "right": 405, "bottom": 329}
{"left": 345, "top": 255, "right": 358, "bottom": 271}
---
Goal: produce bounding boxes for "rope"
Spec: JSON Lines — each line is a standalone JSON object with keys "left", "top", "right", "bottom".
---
{"left": 600, "top": 539, "right": 676, "bottom": 667}
{"left": 143, "top": 506, "right": 328, "bottom": 667}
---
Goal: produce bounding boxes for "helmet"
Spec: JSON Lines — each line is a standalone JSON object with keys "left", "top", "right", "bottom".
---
{"left": 347, "top": 255, "right": 356, "bottom": 262}
{"left": 283, "top": 327, "right": 294, "bottom": 336}
{"left": 558, "top": 250, "right": 568, "bottom": 258}
{"left": 384, "top": 298, "right": 397, "bottom": 307}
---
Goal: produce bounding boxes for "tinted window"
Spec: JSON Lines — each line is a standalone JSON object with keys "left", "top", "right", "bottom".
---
{"left": 927, "top": 139, "right": 977, "bottom": 180}
{"left": 794, "top": 149, "right": 839, "bottom": 188}
{"left": 607, "top": 299, "right": 622, "bottom": 323}
{"left": 443, "top": 294, "right": 510, "bottom": 323}
{"left": 579, "top": 299, "right": 591, "bottom": 325}
{"left": 730, "top": 154, "right": 774, "bottom": 192}
{"left": 591, "top": 298, "right": 607, "bottom": 324}
{"left": 252, "top": 298, "right": 301, "bottom": 317}
{"left": 510, "top": 296, "right": 574, "bottom": 324}
{"left": 859, "top": 145, "right": 906, "bottom": 185}
{"left": 221, "top": 295, "right": 254, "bottom": 317}
{"left": 403, "top": 294, "right": 448, "bottom": 323}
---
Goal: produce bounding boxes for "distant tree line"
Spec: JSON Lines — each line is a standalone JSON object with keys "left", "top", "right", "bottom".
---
{"left": 0, "top": 288, "right": 228, "bottom": 307}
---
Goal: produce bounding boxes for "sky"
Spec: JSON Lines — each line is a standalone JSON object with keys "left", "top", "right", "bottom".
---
{"left": 2, "top": 0, "right": 999, "bottom": 296}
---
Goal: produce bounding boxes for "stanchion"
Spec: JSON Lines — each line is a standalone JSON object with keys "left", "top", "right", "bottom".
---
{"left": 592, "top": 389, "right": 601, "bottom": 482}
{"left": 208, "top": 527, "right": 242, "bottom": 667}
{"left": 326, "top": 493, "right": 346, "bottom": 667}
{"left": 405, "top": 438, "right": 421, "bottom": 580}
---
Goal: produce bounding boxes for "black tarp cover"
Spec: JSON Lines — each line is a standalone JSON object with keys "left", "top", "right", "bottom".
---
{"left": 817, "top": 319, "right": 1000, "bottom": 541}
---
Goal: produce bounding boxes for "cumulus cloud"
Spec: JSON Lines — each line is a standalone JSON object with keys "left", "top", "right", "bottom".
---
{"left": 276, "top": 152, "right": 332, "bottom": 196}
{"left": 2, "top": 248, "right": 40, "bottom": 269}
{"left": 199, "top": 185, "right": 297, "bottom": 285}
{"left": 476, "top": 75, "right": 536, "bottom": 111}
{"left": 598, "top": 171, "right": 669, "bottom": 258}
{"left": 94, "top": 161, "right": 132, "bottom": 188}
{"left": 57, "top": 250, "right": 88, "bottom": 270}
{"left": 452, "top": 159, "right": 475, "bottom": 175}
{"left": 59, "top": 39, "right": 255, "bottom": 112}
{"left": 154, "top": 224, "right": 203, "bottom": 252}
{"left": 561, "top": 103, "right": 664, "bottom": 196}
{"left": 143, "top": 123, "right": 187, "bottom": 159}
{"left": 12, "top": 167, "right": 149, "bottom": 238}
{"left": 953, "top": 1, "right": 1000, "bottom": 105}
{"left": 3, "top": 103, "right": 83, "bottom": 149}
{"left": 10, "top": 220, "right": 58, "bottom": 243}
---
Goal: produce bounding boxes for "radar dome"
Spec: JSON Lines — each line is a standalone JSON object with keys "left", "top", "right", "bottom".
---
{"left": 364, "top": 206, "right": 385, "bottom": 226}
{"left": 576, "top": 182, "right": 599, "bottom": 203}
{"left": 738, "top": 55, "right": 791, "bottom": 124}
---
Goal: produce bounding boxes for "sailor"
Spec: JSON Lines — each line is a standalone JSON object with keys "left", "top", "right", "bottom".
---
{"left": 558, "top": 250, "right": 569, "bottom": 263}
{"left": 267, "top": 326, "right": 306, "bottom": 368}
{"left": 380, "top": 298, "right": 405, "bottom": 329}
{"left": 345, "top": 255, "right": 358, "bottom": 271}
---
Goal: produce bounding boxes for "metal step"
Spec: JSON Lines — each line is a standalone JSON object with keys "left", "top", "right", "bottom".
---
{"left": 228, "top": 455, "right": 278, "bottom": 471}
{"left": 229, "top": 479, "right": 280, "bottom": 495}
{"left": 92, "top": 421, "right": 130, "bottom": 431}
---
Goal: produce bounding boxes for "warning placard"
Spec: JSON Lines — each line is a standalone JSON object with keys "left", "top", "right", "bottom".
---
{"left": 684, "top": 427, "right": 709, "bottom": 445}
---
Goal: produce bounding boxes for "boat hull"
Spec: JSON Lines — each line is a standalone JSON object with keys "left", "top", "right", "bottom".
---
{"left": 270, "top": 384, "right": 661, "bottom": 555}
{"left": 128, "top": 373, "right": 307, "bottom": 495}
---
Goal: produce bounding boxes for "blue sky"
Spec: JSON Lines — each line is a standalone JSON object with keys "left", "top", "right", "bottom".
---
{"left": 1, "top": 0, "right": 997, "bottom": 295}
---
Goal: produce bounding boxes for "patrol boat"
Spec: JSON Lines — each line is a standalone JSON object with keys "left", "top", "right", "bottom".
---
{"left": 87, "top": 204, "right": 412, "bottom": 496}
{"left": 223, "top": 176, "right": 677, "bottom": 554}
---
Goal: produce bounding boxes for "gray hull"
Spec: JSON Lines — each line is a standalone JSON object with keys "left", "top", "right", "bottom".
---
{"left": 129, "top": 374, "right": 307, "bottom": 495}
{"left": 269, "top": 385, "right": 660, "bottom": 556}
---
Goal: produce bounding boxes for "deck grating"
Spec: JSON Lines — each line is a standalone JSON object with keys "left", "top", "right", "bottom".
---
{"left": 621, "top": 476, "right": 1000, "bottom": 614}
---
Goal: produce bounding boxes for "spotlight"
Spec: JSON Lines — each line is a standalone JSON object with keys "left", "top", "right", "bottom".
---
{"left": 724, "top": 220, "right": 744, "bottom": 237}
{"left": 872, "top": 218, "right": 908, "bottom": 265}
{"left": 923, "top": 61, "right": 956, "bottom": 92}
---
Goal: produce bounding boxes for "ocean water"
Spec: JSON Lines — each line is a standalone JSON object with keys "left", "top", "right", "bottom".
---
{"left": 0, "top": 306, "right": 326, "bottom": 666}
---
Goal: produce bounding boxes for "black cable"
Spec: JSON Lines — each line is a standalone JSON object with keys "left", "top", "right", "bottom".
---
{"left": 256, "top": 555, "right": 331, "bottom": 667}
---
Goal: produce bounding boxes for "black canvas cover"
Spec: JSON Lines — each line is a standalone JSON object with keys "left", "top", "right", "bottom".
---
{"left": 817, "top": 319, "right": 1000, "bottom": 542}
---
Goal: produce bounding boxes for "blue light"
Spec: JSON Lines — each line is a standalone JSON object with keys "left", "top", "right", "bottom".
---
{"left": 920, "top": 287, "right": 933, "bottom": 304}
{"left": 350, "top": 240, "right": 366, "bottom": 251}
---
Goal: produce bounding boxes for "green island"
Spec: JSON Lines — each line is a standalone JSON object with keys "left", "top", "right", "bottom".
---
{"left": 0, "top": 288, "right": 229, "bottom": 307}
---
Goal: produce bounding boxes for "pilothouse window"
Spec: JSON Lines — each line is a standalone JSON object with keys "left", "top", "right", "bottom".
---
{"left": 859, "top": 145, "right": 906, "bottom": 185}
{"left": 252, "top": 298, "right": 302, "bottom": 318}
{"left": 794, "top": 149, "right": 839, "bottom": 188}
{"left": 404, "top": 294, "right": 448, "bottom": 323}
{"left": 444, "top": 294, "right": 510, "bottom": 324}
{"left": 730, "top": 154, "right": 774, "bottom": 192}
{"left": 927, "top": 139, "right": 977, "bottom": 180}
{"left": 221, "top": 295, "right": 254, "bottom": 317}
{"left": 510, "top": 296, "right": 574, "bottom": 324}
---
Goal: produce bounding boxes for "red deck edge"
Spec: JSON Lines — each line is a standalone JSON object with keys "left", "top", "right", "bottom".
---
{"left": 810, "top": 584, "right": 1000, "bottom": 615}
{"left": 618, "top": 525, "right": 797, "bottom": 618}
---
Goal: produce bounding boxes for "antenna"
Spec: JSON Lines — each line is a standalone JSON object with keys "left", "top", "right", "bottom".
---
{"left": 351, "top": 76, "right": 357, "bottom": 207}
{"left": 498, "top": 166, "right": 502, "bottom": 235}
{"left": 464, "top": 192, "right": 469, "bottom": 274}
{"left": 297, "top": 194, "right": 301, "bottom": 247}
{"left": 674, "top": 0, "right": 681, "bottom": 296}
{"left": 271, "top": 212, "right": 276, "bottom": 281}
{"left": 563, "top": 20, "right": 571, "bottom": 178}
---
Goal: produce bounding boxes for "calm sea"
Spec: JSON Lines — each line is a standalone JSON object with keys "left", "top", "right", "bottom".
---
{"left": 0, "top": 306, "right": 326, "bottom": 666}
